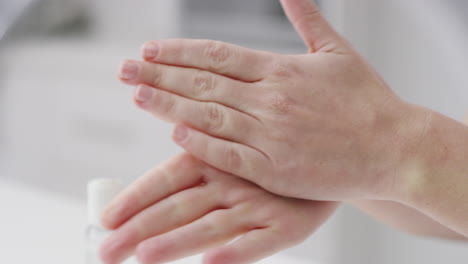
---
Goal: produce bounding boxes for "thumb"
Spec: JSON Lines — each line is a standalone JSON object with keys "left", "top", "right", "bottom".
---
{"left": 280, "top": 0, "right": 347, "bottom": 53}
{"left": 464, "top": 114, "right": 468, "bottom": 125}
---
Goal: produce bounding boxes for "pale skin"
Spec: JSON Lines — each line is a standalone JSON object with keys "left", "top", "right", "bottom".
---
{"left": 349, "top": 113, "right": 468, "bottom": 241}
{"left": 100, "top": 153, "right": 338, "bottom": 264}
{"left": 102, "top": 0, "right": 467, "bottom": 262}
{"left": 115, "top": 0, "right": 468, "bottom": 236}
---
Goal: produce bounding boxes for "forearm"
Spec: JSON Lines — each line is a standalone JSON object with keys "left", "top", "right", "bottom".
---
{"left": 349, "top": 200, "right": 467, "bottom": 240}
{"left": 396, "top": 107, "right": 468, "bottom": 238}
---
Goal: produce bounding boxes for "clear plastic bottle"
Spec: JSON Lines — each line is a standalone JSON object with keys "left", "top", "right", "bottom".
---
{"left": 85, "top": 224, "right": 111, "bottom": 264}
{"left": 85, "top": 178, "right": 124, "bottom": 264}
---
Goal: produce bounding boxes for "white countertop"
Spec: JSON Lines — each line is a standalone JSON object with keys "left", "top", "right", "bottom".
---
{"left": 0, "top": 179, "right": 318, "bottom": 264}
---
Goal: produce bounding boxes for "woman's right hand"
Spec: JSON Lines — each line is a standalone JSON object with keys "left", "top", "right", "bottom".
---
{"left": 100, "top": 153, "right": 338, "bottom": 264}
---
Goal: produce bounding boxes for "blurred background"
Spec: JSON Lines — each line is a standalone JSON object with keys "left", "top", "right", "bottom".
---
{"left": 1, "top": 0, "right": 467, "bottom": 263}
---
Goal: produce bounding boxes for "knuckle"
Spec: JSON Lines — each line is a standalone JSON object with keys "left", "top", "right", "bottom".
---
{"left": 169, "top": 195, "right": 190, "bottom": 221}
{"left": 269, "top": 58, "right": 302, "bottom": 80}
{"left": 154, "top": 91, "right": 176, "bottom": 114}
{"left": 203, "top": 211, "right": 229, "bottom": 239}
{"left": 268, "top": 129, "right": 289, "bottom": 146}
{"left": 193, "top": 70, "right": 216, "bottom": 96}
{"left": 102, "top": 195, "right": 136, "bottom": 228}
{"left": 130, "top": 214, "right": 153, "bottom": 239}
{"left": 225, "top": 188, "right": 256, "bottom": 205}
{"left": 224, "top": 146, "right": 242, "bottom": 172}
{"left": 174, "top": 153, "right": 203, "bottom": 171}
{"left": 151, "top": 65, "right": 163, "bottom": 87}
{"left": 204, "top": 41, "right": 231, "bottom": 71}
{"left": 272, "top": 63, "right": 293, "bottom": 79}
{"left": 266, "top": 92, "right": 293, "bottom": 115}
{"left": 204, "top": 104, "right": 225, "bottom": 132}
{"left": 159, "top": 166, "right": 177, "bottom": 190}
{"left": 302, "top": 8, "right": 321, "bottom": 24}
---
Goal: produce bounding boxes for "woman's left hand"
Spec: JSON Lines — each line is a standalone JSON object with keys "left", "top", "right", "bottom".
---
{"left": 117, "top": 0, "right": 427, "bottom": 201}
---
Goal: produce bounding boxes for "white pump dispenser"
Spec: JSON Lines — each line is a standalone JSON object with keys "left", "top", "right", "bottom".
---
{"left": 85, "top": 178, "right": 123, "bottom": 264}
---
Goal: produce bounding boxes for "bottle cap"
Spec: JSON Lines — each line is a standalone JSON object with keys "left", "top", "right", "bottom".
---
{"left": 87, "top": 178, "right": 124, "bottom": 228}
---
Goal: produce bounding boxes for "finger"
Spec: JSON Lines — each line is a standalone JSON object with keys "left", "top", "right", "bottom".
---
{"left": 202, "top": 227, "right": 287, "bottom": 264}
{"left": 100, "top": 183, "right": 224, "bottom": 264}
{"left": 118, "top": 60, "right": 260, "bottom": 112}
{"left": 136, "top": 208, "right": 250, "bottom": 264}
{"left": 140, "top": 39, "right": 275, "bottom": 82}
{"left": 172, "top": 125, "right": 271, "bottom": 187}
{"left": 101, "top": 153, "right": 204, "bottom": 230}
{"left": 280, "top": 0, "right": 346, "bottom": 53}
{"left": 203, "top": 200, "right": 339, "bottom": 264}
{"left": 134, "top": 84, "right": 260, "bottom": 146}
{"left": 464, "top": 113, "right": 468, "bottom": 125}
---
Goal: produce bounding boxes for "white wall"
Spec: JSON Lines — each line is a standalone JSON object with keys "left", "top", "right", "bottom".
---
{"left": 90, "top": 0, "right": 181, "bottom": 41}
{"left": 1, "top": 1, "right": 183, "bottom": 198}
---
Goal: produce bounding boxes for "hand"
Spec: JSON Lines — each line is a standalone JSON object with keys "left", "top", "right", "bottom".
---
{"left": 100, "top": 153, "right": 338, "bottom": 264}
{"left": 118, "top": 0, "right": 425, "bottom": 201}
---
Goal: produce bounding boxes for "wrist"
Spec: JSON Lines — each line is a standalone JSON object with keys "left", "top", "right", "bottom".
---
{"left": 392, "top": 109, "right": 468, "bottom": 237}
{"left": 392, "top": 107, "right": 468, "bottom": 208}
{"left": 383, "top": 103, "right": 436, "bottom": 203}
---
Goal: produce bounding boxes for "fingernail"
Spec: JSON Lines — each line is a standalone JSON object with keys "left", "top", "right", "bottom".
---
{"left": 173, "top": 126, "right": 189, "bottom": 143}
{"left": 120, "top": 61, "right": 139, "bottom": 80}
{"left": 142, "top": 42, "right": 159, "bottom": 60}
{"left": 135, "top": 85, "right": 153, "bottom": 102}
